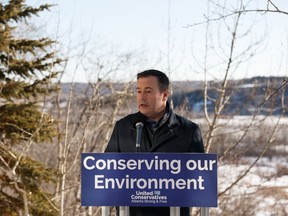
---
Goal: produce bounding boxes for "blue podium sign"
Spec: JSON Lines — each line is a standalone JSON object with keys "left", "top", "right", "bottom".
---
{"left": 81, "top": 153, "right": 217, "bottom": 207}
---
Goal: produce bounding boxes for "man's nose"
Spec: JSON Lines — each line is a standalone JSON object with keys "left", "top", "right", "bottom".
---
{"left": 139, "top": 92, "right": 146, "bottom": 100}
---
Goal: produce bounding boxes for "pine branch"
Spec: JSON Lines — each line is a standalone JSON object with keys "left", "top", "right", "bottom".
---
{"left": 0, "top": 1, "right": 54, "bottom": 24}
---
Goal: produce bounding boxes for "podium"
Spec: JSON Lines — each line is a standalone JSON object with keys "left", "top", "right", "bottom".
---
{"left": 82, "top": 153, "right": 217, "bottom": 216}
{"left": 101, "top": 206, "right": 209, "bottom": 216}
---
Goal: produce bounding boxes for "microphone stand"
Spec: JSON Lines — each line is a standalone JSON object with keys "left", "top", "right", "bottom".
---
{"left": 117, "top": 122, "right": 143, "bottom": 216}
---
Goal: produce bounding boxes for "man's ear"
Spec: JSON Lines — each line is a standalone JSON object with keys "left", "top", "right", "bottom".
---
{"left": 162, "top": 90, "right": 169, "bottom": 101}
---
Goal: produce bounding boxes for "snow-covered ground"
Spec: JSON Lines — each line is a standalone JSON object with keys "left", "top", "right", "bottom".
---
{"left": 211, "top": 156, "right": 288, "bottom": 215}
{"left": 216, "top": 157, "right": 288, "bottom": 213}
{"left": 196, "top": 116, "right": 288, "bottom": 215}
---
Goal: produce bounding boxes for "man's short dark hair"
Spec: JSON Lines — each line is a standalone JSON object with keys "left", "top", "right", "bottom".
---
{"left": 137, "top": 69, "right": 170, "bottom": 92}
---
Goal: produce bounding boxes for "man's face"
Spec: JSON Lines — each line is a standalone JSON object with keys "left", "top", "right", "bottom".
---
{"left": 136, "top": 76, "right": 169, "bottom": 121}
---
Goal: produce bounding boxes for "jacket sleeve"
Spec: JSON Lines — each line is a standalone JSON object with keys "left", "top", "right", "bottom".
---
{"left": 191, "top": 124, "right": 205, "bottom": 153}
{"left": 104, "top": 121, "right": 120, "bottom": 152}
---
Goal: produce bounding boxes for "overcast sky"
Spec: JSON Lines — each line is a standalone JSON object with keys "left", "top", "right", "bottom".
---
{"left": 27, "top": 0, "right": 288, "bottom": 82}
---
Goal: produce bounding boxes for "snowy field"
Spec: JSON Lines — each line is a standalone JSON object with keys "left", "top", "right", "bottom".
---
{"left": 199, "top": 116, "right": 288, "bottom": 216}
{"left": 213, "top": 156, "right": 288, "bottom": 215}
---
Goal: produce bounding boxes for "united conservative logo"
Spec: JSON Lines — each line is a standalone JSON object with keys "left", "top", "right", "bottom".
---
{"left": 131, "top": 190, "right": 167, "bottom": 204}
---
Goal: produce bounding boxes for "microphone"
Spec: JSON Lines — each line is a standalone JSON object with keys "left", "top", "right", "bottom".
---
{"left": 135, "top": 122, "right": 144, "bottom": 152}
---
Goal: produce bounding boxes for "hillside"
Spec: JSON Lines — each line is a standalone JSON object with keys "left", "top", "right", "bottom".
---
{"left": 60, "top": 76, "right": 288, "bottom": 116}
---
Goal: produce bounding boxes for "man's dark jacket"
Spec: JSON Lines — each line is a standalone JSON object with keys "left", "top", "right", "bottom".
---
{"left": 105, "top": 108, "right": 205, "bottom": 216}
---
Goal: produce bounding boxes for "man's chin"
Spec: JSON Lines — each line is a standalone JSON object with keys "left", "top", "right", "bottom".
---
{"left": 139, "top": 110, "right": 150, "bottom": 116}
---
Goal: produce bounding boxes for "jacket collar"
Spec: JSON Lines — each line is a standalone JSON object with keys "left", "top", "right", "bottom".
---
{"left": 165, "top": 102, "right": 180, "bottom": 129}
{"left": 167, "top": 109, "right": 180, "bottom": 129}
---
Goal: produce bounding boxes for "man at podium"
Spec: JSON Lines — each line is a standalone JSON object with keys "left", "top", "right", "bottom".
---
{"left": 105, "top": 69, "right": 204, "bottom": 216}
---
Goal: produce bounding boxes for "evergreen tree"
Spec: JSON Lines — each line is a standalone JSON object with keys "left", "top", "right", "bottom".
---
{"left": 0, "top": 1, "right": 61, "bottom": 215}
